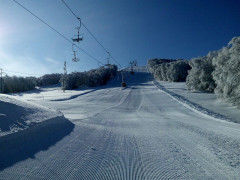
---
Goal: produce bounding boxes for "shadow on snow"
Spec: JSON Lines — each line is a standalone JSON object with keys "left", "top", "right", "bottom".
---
{"left": 0, "top": 116, "right": 75, "bottom": 171}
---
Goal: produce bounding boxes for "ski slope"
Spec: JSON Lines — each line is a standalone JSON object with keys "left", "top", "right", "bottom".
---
{"left": 1, "top": 68, "right": 240, "bottom": 179}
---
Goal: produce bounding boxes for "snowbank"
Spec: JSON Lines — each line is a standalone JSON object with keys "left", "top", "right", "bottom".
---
{"left": 0, "top": 94, "right": 74, "bottom": 170}
{"left": 11, "top": 74, "right": 122, "bottom": 102}
{"left": 154, "top": 81, "right": 240, "bottom": 124}
{"left": 0, "top": 116, "right": 74, "bottom": 170}
{"left": 0, "top": 94, "right": 65, "bottom": 137}
{"left": 11, "top": 84, "right": 95, "bottom": 102}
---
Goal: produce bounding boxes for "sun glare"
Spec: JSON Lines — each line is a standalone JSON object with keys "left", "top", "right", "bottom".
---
{"left": 0, "top": 25, "right": 11, "bottom": 45}
{"left": 0, "top": 28, "right": 2, "bottom": 38}
{"left": 0, "top": 27, "right": 6, "bottom": 41}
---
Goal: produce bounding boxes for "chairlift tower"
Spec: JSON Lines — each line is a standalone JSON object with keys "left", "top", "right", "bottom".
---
{"left": 0, "top": 69, "right": 3, "bottom": 93}
{"left": 62, "top": 61, "right": 67, "bottom": 93}
{"left": 106, "top": 52, "right": 110, "bottom": 66}
{"left": 0, "top": 69, "right": 7, "bottom": 93}
{"left": 121, "top": 71, "right": 127, "bottom": 88}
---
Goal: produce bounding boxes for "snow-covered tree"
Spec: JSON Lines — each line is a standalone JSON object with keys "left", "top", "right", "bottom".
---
{"left": 168, "top": 60, "right": 191, "bottom": 82}
{"left": 60, "top": 65, "right": 118, "bottom": 90}
{"left": 212, "top": 37, "right": 240, "bottom": 105}
{"left": 36, "top": 74, "right": 62, "bottom": 86}
{"left": 186, "top": 51, "right": 217, "bottom": 92}
{"left": 2, "top": 75, "right": 35, "bottom": 93}
{"left": 147, "top": 58, "right": 174, "bottom": 73}
{"left": 149, "top": 59, "right": 190, "bottom": 82}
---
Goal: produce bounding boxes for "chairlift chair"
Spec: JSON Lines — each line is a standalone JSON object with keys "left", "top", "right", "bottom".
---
{"left": 72, "top": 18, "right": 83, "bottom": 43}
{"left": 121, "top": 72, "right": 127, "bottom": 87}
{"left": 72, "top": 51, "right": 79, "bottom": 62}
{"left": 72, "top": 44, "right": 79, "bottom": 62}
{"left": 72, "top": 27, "right": 83, "bottom": 42}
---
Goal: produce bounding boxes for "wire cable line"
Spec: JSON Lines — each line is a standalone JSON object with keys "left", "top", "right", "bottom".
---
{"left": 3, "top": 69, "right": 42, "bottom": 76}
{"left": 4, "top": 69, "right": 64, "bottom": 78}
{"left": 1, "top": 69, "right": 64, "bottom": 84}
{"left": 3, "top": 69, "right": 69, "bottom": 80}
{"left": 61, "top": 0, "right": 122, "bottom": 68}
{"left": 62, "top": 0, "right": 108, "bottom": 52}
{"left": 12, "top": 0, "right": 104, "bottom": 65}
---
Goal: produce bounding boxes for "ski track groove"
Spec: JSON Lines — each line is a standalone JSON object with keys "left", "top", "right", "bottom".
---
{"left": 78, "top": 88, "right": 132, "bottom": 122}
{"left": 167, "top": 132, "right": 229, "bottom": 180}
{"left": 24, "top": 127, "right": 95, "bottom": 179}
{"left": 65, "top": 124, "right": 108, "bottom": 179}
{"left": 19, "top": 122, "right": 107, "bottom": 180}
{"left": 87, "top": 87, "right": 147, "bottom": 180}
{"left": 170, "top": 120, "right": 240, "bottom": 173}
{"left": 125, "top": 102, "right": 147, "bottom": 180}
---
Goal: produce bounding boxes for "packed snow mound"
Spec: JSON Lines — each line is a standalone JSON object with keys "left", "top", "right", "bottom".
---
{"left": 12, "top": 84, "right": 96, "bottom": 102}
{"left": 0, "top": 94, "right": 75, "bottom": 170}
{"left": 0, "top": 94, "right": 63, "bottom": 137}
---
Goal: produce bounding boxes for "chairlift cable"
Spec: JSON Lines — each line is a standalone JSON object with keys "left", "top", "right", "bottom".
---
{"left": 3, "top": 68, "right": 78, "bottom": 79}
{"left": 12, "top": 0, "right": 72, "bottom": 44}
{"left": 61, "top": 0, "right": 122, "bottom": 68}
{"left": 3, "top": 69, "right": 65, "bottom": 78}
{"left": 109, "top": 54, "right": 122, "bottom": 68}
{"left": 62, "top": 0, "right": 107, "bottom": 51}
{"left": 74, "top": 45, "right": 103, "bottom": 64}
{"left": 12, "top": 0, "right": 104, "bottom": 65}
{"left": 82, "top": 23, "right": 121, "bottom": 67}
{"left": 3, "top": 69, "right": 43, "bottom": 76}
{"left": 81, "top": 24, "right": 121, "bottom": 67}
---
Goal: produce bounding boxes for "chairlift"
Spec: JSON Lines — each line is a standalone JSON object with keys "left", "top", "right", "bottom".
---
{"left": 72, "top": 18, "right": 83, "bottom": 43}
{"left": 105, "top": 52, "right": 110, "bottom": 66}
{"left": 121, "top": 71, "right": 127, "bottom": 87}
{"left": 104, "top": 52, "right": 114, "bottom": 78}
{"left": 72, "top": 51, "right": 79, "bottom": 62}
{"left": 72, "top": 44, "right": 79, "bottom": 62}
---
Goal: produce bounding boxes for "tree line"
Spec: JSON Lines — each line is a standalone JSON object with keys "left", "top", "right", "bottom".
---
{"left": 148, "top": 36, "right": 240, "bottom": 106}
{"left": 0, "top": 65, "right": 117, "bottom": 94}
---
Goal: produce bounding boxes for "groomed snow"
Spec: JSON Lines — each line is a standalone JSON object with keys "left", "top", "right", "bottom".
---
{"left": 0, "top": 94, "right": 64, "bottom": 137}
{"left": 0, "top": 67, "right": 240, "bottom": 179}
{"left": 0, "top": 93, "right": 75, "bottom": 172}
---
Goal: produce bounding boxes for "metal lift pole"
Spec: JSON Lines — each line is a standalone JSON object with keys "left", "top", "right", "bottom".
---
{"left": 0, "top": 69, "right": 2, "bottom": 93}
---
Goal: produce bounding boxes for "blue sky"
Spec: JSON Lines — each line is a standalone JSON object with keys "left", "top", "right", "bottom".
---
{"left": 0, "top": 0, "right": 239, "bottom": 77}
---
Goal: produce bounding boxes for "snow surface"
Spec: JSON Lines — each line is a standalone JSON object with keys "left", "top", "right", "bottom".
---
{"left": 11, "top": 84, "right": 97, "bottom": 102}
{"left": 0, "top": 94, "right": 64, "bottom": 137}
{"left": 1, "top": 66, "right": 240, "bottom": 179}
{"left": 156, "top": 81, "right": 240, "bottom": 123}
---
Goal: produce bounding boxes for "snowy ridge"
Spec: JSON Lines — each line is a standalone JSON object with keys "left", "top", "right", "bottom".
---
{"left": 0, "top": 94, "right": 75, "bottom": 170}
{"left": 1, "top": 93, "right": 59, "bottom": 114}
{"left": 50, "top": 89, "right": 98, "bottom": 101}
{"left": 0, "top": 94, "right": 69, "bottom": 137}
{"left": 153, "top": 81, "right": 234, "bottom": 123}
